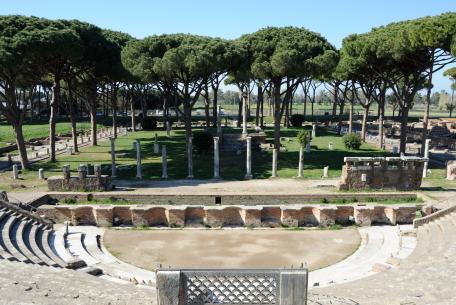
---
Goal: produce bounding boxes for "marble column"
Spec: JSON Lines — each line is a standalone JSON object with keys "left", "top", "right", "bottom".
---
{"left": 110, "top": 137, "right": 116, "bottom": 178}
{"left": 298, "top": 146, "right": 304, "bottom": 178}
{"left": 187, "top": 137, "right": 194, "bottom": 179}
{"left": 323, "top": 166, "right": 329, "bottom": 178}
{"left": 38, "top": 168, "right": 45, "bottom": 180}
{"left": 217, "top": 105, "right": 222, "bottom": 137}
{"left": 166, "top": 121, "right": 171, "bottom": 137}
{"left": 12, "top": 164, "right": 18, "bottom": 180}
{"left": 161, "top": 145, "right": 168, "bottom": 179}
{"left": 134, "top": 140, "right": 142, "bottom": 179}
{"left": 242, "top": 94, "right": 248, "bottom": 136}
{"left": 312, "top": 124, "right": 316, "bottom": 138}
{"left": 272, "top": 148, "right": 278, "bottom": 178}
{"left": 213, "top": 137, "right": 220, "bottom": 179}
{"left": 245, "top": 136, "right": 252, "bottom": 179}
{"left": 154, "top": 133, "right": 159, "bottom": 154}
{"left": 423, "top": 138, "right": 431, "bottom": 178}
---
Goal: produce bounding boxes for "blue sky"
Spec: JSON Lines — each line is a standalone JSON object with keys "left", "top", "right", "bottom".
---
{"left": 1, "top": 0, "right": 455, "bottom": 91}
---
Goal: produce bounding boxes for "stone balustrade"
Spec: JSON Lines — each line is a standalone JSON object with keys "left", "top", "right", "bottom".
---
{"left": 36, "top": 204, "right": 418, "bottom": 228}
{"left": 338, "top": 156, "right": 427, "bottom": 191}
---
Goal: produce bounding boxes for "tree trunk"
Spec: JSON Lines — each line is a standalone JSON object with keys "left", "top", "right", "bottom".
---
{"left": 273, "top": 81, "right": 281, "bottom": 150}
{"left": 49, "top": 79, "right": 60, "bottom": 162}
{"left": 349, "top": 101, "right": 354, "bottom": 133}
{"left": 400, "top": 106, "right": 409, "bottom": 154}
{"left": 67, "top": 86, "right": 79, "bottom": 153}
{"left": 204, "top": 84, "right": 210, "bottom": 130}
{"left": 260, "top": 91, "right": 264, "bottom": 128}
{"left": 337, "top": 101, "right": 345, "bottom": 135}
{"left": 89, "top": 85, "right": 98, "bottom": 146}
{"left": 256, "top": 85, "right": 262, "bottom": 127}
{"left": 13, "top": 123, "right": 29, "bottom": 169}
{"left": 237, "top": 96, "right": 242, "bottom": 128}
{"left": 212, "top": 87, "right": 218, "bottom": 127}
{"left": 130, "top": 95, "right": 136, "bottom": 132}
{"left": 303, "top": 95, "right": 307, "bottom": 120}
{"left": 112, "top": 87, "right": 118, "bottom": 139}
{"left": 361, "top": 104, "right": 369, "bottom": 142}
{"left": 378, "top": 103, "right": 385, "bottom": 149}
{"left": 421, "top": 65, "right": 433, "bottom": 156}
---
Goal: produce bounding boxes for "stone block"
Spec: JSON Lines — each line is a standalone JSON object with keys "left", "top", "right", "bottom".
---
{"left": 354, "top": 206, "right": 374, "bottom": 226}
{"left": 279, "top": 270, "right": 308, "bottom": 305}
{"left": 396, "top": 206, "right": 417, "bottom": 224}
{"left": 242, "top": 207, "right": 261, "bottom": 227}
{"left": 315, "top": 206, "right": 337, "bottom": 227}
{"left": 156, "top": 270, "right": 180, "bottom": 305}
{"left": 130, "top": 206, "right": 148, "bottom": 227}
{"left": 299, "top": 207, "right": 318, "bottom": 226}
{"left": 281, "top": 207, "right": 300, "bottom": 227}
{"left": 71, "top": 206, "right": 96, "bottom": 225}
{"left": 204, "top": 207, "right": 224, "bottom": 227}
{"left": 184, "top": 206, "right": 205, "bottom": 226}
{"left": 94, "top": 206, "right": 114, "bottom": 227}
{"left": 37, "top": 205, "right": 71, "bottom": 223}
{"left": 167, "top": 207, "right": 186, "bottom": 227}
{"left": 335, "top": 206, "right": 354, "bottom": 225}
{"left": 220, "top": 207, "right": 244, "bottom": 226}
{"left": 261, "top": 206, "right": 281, "bottom": 227}
{"left": 144, "top": 207, "right": 168, "bottom": 226}
{"left": 113, "top": 206, "right": 132, "bottom": 225}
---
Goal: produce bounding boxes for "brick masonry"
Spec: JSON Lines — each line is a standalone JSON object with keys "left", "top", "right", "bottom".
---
{"left": 37, "top": 204, "right": 419, "bottom": 228}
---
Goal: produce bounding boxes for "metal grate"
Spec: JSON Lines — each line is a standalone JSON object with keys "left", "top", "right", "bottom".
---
{"left": 182, "top": 270, "right": 279, "bottom": 305}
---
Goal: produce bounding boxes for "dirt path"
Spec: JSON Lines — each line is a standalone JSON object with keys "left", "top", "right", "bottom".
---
{"left": 104, "top": 228, "right": 360, "bottom": 271}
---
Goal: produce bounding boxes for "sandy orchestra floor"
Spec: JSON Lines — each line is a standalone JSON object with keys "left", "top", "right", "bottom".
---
{"left": 104, "top": 228, "right": 361, "bottom": 271}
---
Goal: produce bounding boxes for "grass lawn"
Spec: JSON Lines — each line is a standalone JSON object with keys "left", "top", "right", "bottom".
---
{"left": 27, "top": 126, "right": 390, "bottom": 180}
{"left": 0, "top": 119, "right": 106, "bottom": 149}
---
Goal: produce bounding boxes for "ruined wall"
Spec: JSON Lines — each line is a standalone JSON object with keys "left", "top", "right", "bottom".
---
{"left": 338, "top": 157, "right": 426, "bottom": 191}
{"left": 37, "top": 204, "right": 419, "bottom": 228}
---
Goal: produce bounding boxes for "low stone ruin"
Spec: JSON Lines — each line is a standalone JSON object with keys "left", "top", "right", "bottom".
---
{"left": 47, "top": 165, "right": 112, "bottom": 192}
{"left": 338, "top": 156, "right": 427, "bottom": 191}
{"left": 36, "top": 204, "right": 419, "bottom": 227}
{"left": 447, "top": 160, "right": 456, "bottom": 180}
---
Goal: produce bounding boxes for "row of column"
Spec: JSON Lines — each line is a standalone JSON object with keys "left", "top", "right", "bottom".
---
{"left": 112, "top": 135, "right": 320, "bottom": 181}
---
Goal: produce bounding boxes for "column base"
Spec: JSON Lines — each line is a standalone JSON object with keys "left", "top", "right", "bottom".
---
{"left": 244, "top": 174, "right": 253, "bottom": 180}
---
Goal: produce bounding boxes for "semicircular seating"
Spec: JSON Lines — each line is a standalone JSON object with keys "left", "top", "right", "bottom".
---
{"left": 0, "top": 206, "right": 88, "bottom": 272}
{"left": 310, "top": 209, "right": 456, "bottom": 305}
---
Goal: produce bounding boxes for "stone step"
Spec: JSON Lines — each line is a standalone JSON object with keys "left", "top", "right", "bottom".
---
{"left": 22, "top": 221, "right": 48, "bottom": 266}
{"left": 28, "top": 225, "right": 57, "bottom": 267}
{"left": 40, "top": 229, "right": 67, "bottom": 268}
{"left": 15, "top": 220, "right": 42, "bottom": 264}
{"left": 0, "top": 211, "right": 15, "bottom": 261}
{"left": 35, "top": 228, "right": 61, "bottom": 268}
{"left": 2, "top": 215, "right": 29, "bottom": 262}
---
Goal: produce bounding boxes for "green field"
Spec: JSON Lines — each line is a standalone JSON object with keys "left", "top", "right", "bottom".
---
{"left": 0, "top": 119, "right": 106, "bottom": 149}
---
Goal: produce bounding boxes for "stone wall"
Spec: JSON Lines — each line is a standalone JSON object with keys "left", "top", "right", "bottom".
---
{"left": 47, "top": 165, "right": 112, "bottom": 192}
{"left": 338, "top": 156, "right": 427, "bottom": 191}
{"left": 37, "top": 204, "right": 419, "bottom": 228}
